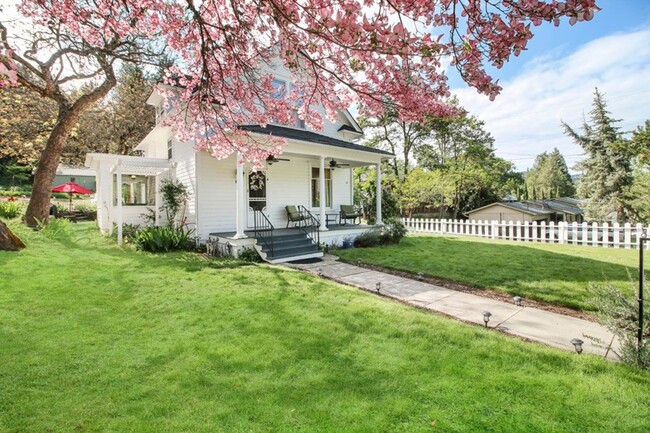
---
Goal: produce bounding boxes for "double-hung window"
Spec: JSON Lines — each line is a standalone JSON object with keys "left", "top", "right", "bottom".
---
{"left": 311, "top": 167, "right": 332, "bottom": 208}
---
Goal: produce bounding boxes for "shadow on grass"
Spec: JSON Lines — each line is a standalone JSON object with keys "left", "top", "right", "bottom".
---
{"left": 336, "top": 236, "right": 638, "bottom": 311}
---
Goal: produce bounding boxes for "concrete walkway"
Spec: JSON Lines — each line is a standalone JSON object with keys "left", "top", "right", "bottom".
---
{"left": 285, "top": 255, "right": 619, "bottom": 359}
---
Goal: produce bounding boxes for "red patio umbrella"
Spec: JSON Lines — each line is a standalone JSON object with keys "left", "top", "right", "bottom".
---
{"left": 51, "top": 182, "right": 94, "bottom": 211}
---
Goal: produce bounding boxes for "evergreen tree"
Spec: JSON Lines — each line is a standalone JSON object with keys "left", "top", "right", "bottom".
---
{"left": 563, "top": 89, "right": 632, "bottom": 222}
{"left": 525, "top": 148, "right": 575, "bottom": 199}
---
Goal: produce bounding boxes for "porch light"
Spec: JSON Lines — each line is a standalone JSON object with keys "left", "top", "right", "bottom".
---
{"left": 570, "top": 338, "right": 584, "bottom": 354}
{"left": 376, "top": 282, "right": 381, "bottom": 293}
{"left": 513, "top": 296, "right": 523, "bottom": 306}
{"left": 482, "top": 311, "right": 492, "bottom": 328}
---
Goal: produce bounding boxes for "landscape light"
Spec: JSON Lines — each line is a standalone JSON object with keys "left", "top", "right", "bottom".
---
{"left": 317, "top": 268, "right": 322, "bottom": 276}
{"left": 482, "top": 311, "right": 492, "bottom": 328}
{"left": 513, "top": 296, "right": 523, "bottom": 306}
{"left": 570, "top": 338, "right": 584, "bottom": 354}
{"left": 376, "top": 282, "right": 381, "bottom": 293}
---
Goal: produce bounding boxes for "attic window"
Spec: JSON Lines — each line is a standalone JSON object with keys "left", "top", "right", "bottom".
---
{"left": 271, "top": 79, "right": 305, "bottom": 129}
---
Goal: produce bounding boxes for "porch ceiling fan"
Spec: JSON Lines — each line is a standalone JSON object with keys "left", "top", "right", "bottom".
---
{"left": 329, "top": 159, "right": 350, "bottom": 169}
{"left": 266, "top": 155, "right": 290, "bottom": 165}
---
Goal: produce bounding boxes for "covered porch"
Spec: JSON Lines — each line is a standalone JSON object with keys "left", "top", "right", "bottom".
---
{"left": 85, "top": 153, "right": 174, "bottom": 245}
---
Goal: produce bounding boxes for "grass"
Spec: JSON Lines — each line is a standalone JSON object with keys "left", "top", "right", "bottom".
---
{"left": 335, "top": 235, "right": 640, "bottom": 311}
{"left": 0, "top": 222, "right": 649, "bottom": 432}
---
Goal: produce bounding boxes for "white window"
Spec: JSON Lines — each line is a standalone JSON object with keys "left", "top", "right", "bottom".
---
{"left": 311, "top": 167, "right": 332, "bottom": 208}
{"left": 167, "top": 138, "right": 173, "bottom": 160}
{"left": 113, "top": 175, "right": 156, "bottom": 206}
{"left": 271, "top": 79, "right": 305, "bottom": 129}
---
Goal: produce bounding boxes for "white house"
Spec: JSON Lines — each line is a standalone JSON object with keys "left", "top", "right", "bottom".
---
{"left": 85, "top": 68, "right": 394, "bottom": 263}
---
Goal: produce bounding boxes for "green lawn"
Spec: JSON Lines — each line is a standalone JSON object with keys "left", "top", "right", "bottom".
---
{"left": 335, "top": 235, "right": 640, "bottom": 311}
{"left": 1, "top": 222, "right": 649, "bottom": 432}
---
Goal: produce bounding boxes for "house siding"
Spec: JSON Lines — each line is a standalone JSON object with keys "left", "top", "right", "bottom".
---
{"left": 467, "top": 205, "right": 545, "bottom": 222}
{"left": 196, "top": 152, "right": 236, "bottom": 240}
{"left": 173, "top": 139, "right": 197, "bottom": 230}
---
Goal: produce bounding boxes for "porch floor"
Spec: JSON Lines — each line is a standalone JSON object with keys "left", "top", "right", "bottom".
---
{"left": 210, "top": 224, "right": 375, "bottom": 239}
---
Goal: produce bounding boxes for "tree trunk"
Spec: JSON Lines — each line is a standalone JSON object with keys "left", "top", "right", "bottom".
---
{"left": 0, "top": 220, "right": 26, "bottom": 251}
{"left": 24, "top": 105, "right": 82, "bottom": 227}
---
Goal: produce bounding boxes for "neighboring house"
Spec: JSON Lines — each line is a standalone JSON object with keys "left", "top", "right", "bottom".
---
{"left": 54, "top": 165, "right": 96, "bottom": 192}
{"left": 85, "top": 64, "right": 394, "bottom": 263}
{"left": 465, "top": 198, "right": 584, "bottom": 223}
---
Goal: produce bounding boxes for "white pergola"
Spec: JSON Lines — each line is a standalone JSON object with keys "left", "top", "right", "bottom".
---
{"left": 85, "top": 154, "right": 174, "bottom": 246}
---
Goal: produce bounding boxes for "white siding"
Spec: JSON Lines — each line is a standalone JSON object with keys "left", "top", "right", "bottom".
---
{"left": 266, "top": 158, "right": 311, "bottom": 227}
{"left": 173, "top": 139, "right": 197, "bottom": 230}
{"left": 196, "top": 152, "right": 236, "bottom": 240}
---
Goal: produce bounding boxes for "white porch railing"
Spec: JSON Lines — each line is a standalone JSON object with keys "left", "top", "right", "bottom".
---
{"left": 401, "top": 218, "right": 649, "bottom": 249}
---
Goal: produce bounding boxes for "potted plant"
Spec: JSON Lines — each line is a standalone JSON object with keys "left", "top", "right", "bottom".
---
{"left": 341, "top": 236, "right": 354, "bottom": 249}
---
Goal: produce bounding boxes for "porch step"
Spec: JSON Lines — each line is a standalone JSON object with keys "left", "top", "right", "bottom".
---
{"left": 254, "top": 230, "right": 322, "bottom": 263}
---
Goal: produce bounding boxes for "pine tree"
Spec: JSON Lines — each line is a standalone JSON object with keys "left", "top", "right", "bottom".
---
{"left": 563, "top": 89, "right": 632, "bottom": 222}
{"left": 525, "top": 149, "right": 575, "bottom": 201}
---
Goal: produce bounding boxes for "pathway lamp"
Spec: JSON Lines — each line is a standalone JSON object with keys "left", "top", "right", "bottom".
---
{"left": 376, "top": 281, "right": 381, "bottom": 293}
{"left": 317, "top": 267, "right": 322, "bottom": 276}
{"left": 570, "top": 338, "right": 584, "bottom": 354}
{"left": 513, "top": 296, "right": 523, "bottom": 306}
{"left": 482, "top": 311, "right": 492, "bottom": 328}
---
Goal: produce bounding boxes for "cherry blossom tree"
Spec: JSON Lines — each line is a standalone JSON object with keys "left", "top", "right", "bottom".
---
{"left": 1, "top": 0, "right": 599, "bottom": 226}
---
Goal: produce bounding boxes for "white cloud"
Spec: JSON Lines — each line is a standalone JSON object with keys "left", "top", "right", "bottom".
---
{"left": 452, "top": 28, "right": 650, "bottom": 172}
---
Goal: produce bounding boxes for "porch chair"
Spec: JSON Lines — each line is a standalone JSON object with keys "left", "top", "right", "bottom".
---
{"left": 339, "top": 205, "right": 361, "bottom": 225}
{"left": 285, "top": 205, "right": 308, "bottom": 228}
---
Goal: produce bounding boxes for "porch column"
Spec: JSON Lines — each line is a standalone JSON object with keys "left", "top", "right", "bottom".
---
{"left": 319, "top": 156, "right": 328, "bottom": 231}
{"left": 233, "top": 153, "right": 247, "bottom": 239}
{"left": 376, "top": 163, "right": 383, "bottom": 225}
{"left": 154, "top": 174, "right": 161, "bottom": 226}
{"left": 116, "top": 159, "right": 123, "bottom": 246}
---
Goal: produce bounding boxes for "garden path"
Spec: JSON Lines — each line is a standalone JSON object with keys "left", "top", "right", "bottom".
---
{"left": 285, "top": 255, "right": 619, "bottom": 359}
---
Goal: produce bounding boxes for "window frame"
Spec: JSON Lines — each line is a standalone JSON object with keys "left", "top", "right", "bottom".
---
{"left": 310, "top": 166, "right": 332, "bottom": 209}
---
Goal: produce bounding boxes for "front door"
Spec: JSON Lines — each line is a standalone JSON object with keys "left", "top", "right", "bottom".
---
{"left": 247, "top": 170, "right": 267, "bottom": 228}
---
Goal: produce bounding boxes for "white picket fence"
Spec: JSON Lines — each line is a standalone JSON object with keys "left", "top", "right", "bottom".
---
{"left": 401, "top": 218, "right": 649, "bottom": 249}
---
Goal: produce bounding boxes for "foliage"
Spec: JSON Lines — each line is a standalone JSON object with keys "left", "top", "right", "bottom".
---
{"left": 353, "top": 230, "right": 382, "bottom": 248}
{"left": 111, "top": 223, "right": 141, "bottom": 244}
{"left": 36, "top": 217, "right": 73, "bottom": 240}
{"left": 590, "top": 280, "right": 650, "bottom": 370}
{"left": 133, "top": 225, "right": 195, "bottom": 253}
{"left": 564, "top": 89, "right": 633, "bottom": 222}
{"left": 0, "top": 86, "right": 57, "bottom": 166}
{"left": 0, "top": 201, "right": 25, "bottom": 219}
{"left": 353, "top": 165, "right": 399, "bottom": 223}
{"left": 353, "top": 219, "right": 406, "bottom": 248}
{"left": 2, "top": 1, "right": 600, "bottom": 165}
{"left": 525, "top": 148, "right": 575, "bottom": 199}
{"left": 159, "top": 179, "right": 190, "bottom": 227}
{"left": 379, "top": 217, "right": 407, "bottom": 244}
{"left": 336, "top": 235, "right": 640, "bottom": 311}
{"left": 73, "top": 203, "right": 97, "bottom": 213}
{"left": 416, "top": 113, "right": 517, "bottom": 218}
{"left": 238, "top": 247, "right": 262, "bottom": 263}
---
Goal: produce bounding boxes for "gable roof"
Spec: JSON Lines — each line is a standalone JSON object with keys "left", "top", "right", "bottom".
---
{"left": 466, "top": 201, "right": 552, "bottom": 217}
{"left": 466, "top": 198, "right": 584, "bottom": 217}
{"left": 239, "top": 124, "right": 394, "bottom": 156}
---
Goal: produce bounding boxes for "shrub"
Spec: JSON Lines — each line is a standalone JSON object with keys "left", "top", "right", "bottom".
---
{"left": 379, "top": 218, "right": 407, "bottom": 244}
{"left": 590, "top": 281, "right": 650, "bottom": 370}
{"left": 238, "top": 247, "right": 262, "bottom": 262}
{"left": 75, "top": 203, "right": 97, "bottom": 212}
{"left": 133, "top": 225, "right": 195, "bottom": 253}
{"left": 159, "top": 179, "right": 190, "bottom": 226}
{"left": 0, "top": 201, "right": 25, "bottom": 219}
{"left": 37, "top": 217, "right": 73, "bottom": 240}
{"left": 110, "top": 223, "right": 141, "bottom": 243}
{"left": 353, "top": 230, "right": 382, "bottom": 248}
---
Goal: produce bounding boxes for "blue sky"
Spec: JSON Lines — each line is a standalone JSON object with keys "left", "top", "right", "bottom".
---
{"left": 451, "top": 0, "right": 650, "bottom": 172}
